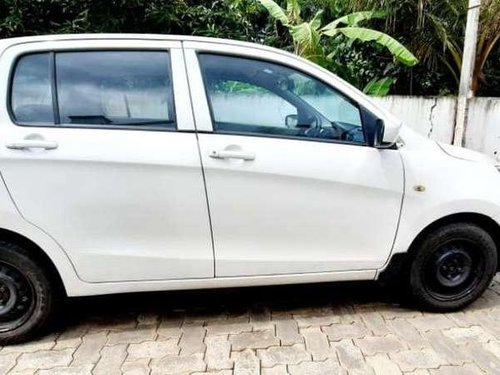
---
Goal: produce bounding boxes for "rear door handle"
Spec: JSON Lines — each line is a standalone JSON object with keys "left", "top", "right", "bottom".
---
{"left": 6, "top": 140, "right": 58, "bottom": 150}
{"left": 209, "top": 149, "right": 255, "bottom": 161}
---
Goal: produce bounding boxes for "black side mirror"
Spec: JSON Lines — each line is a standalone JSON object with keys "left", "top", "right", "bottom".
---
{"left": 369, "top": 119, "right": 385, "bottom": 147}
{"left": 361, "top": 106, "right": 385, "bottom": 147}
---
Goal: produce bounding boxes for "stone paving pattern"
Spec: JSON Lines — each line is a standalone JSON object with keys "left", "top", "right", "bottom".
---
{"left": 1, "top": 276, "right": 499, "bottom": 374}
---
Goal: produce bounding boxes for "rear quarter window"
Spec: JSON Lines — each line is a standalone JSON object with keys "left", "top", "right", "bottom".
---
{"left": 11, "top": 53, "right": 54, "bottom": 124}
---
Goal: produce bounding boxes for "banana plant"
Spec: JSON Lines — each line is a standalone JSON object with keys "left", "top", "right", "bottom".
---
{"left": 257, "top": 0, "right": 418, "bottom": 95}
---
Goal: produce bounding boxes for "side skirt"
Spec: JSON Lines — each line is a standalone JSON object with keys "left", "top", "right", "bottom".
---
{"left": 65, "top": 270, "right": 377, "bottom": 297}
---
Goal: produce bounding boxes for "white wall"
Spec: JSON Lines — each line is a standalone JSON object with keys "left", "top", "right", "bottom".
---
{"left": 372, "top": 96, "right": 456, "bottom": 144}
{"left": 373, "top": 96, "right": 500, "bottom": 160}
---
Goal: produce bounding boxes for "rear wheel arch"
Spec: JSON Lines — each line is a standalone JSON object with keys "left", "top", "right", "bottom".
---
{"left": 0, "top": 228, "right": 66, "bottom": 297}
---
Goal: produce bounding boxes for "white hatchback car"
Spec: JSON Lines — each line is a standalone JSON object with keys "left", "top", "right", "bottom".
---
{"left": 0, "top": 34, "right": 498, "bottom": 344}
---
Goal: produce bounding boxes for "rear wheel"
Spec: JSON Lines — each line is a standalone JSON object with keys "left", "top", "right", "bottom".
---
{"left": 409, "top": 223, "right": 497, "bottom": 311}
{"left": 0, "top": 242, "right": 56, "bottom": 345}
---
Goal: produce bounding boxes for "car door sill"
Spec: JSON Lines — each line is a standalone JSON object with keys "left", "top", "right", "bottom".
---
{"left": 66, "top": 270, "right": 377, "bottom": 297}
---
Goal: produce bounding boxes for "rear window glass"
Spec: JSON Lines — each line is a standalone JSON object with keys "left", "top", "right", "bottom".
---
{"left": 56, "top": 51, "right": 175, "bottom": 128}
{"left": 10, "top": 51, "right": 175, "bottom": 129}
{"left": 11, "top": 53, "right": 54, "bottom": 124}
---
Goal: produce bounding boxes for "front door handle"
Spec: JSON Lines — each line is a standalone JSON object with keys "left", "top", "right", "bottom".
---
{"left": 6, "top": 140, "right": 58, "bottom": 150}
{"left": 209, "top": 149, "right": 255, "bottom": 161}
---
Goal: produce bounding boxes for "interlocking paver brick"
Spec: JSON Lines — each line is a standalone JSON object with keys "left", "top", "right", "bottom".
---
{"left": 288, "top": 359, "right": 345, "bottom": 375}
{"left": 38, "top": 364, "right": 94, "bottom": 375}
{"left": 205, "top": 335, "right": 232, "bottom": 370}
{"left": 261, "top": 365, "right": 288, "bottom": 375}
{"left": 422, "top": 330, "right": 470, "bottom": 365}
{"left": 275, "top": 319, "right": 303, "bottom": 345}
{"left": 332, "top": 339, "right": 372, "bottom": 373}
{"left": 389, "top": 348, "right": 447, "bottom": 372}
{"left": 12, "top": 348, "right": 74, "bottom": 372}
{"left": 107, "top": 325, "right": 156, "bottom": 345}
{"left": 387, "top": 319, "right": 427, "bottom": 349}
{"left": 206, "top": 322, "right": 252, "bottom": 336}
{"left": 233, "top": 349, "right": 260, "bottom": 375}
{"left": 355, "top": 335, "right": 406, "bottom": 355}
{"left": 429, "top": 363, "right": 485, "bottom": 375}
{"left": 365, "top": 354, "right": 402, "bottom": 375}
{"left": 257, "top": 344, "right": 310, "bottom": 367}
{"left": 230, "top": 330, "right": 279, "bottom": 350}
{"left": 0, "top": 353, "right": 18, "bottom": 374}
{"left": 128, "top": 338, "right": 179, "bottom": 359}
{"left": 407, "top": 315, "right": 456, "bottom": 332}
{"left": 93, "top": 343, "right": 127, "bottom": 375}
{"left": 3, "top": 275, "right": 500, "bottom": 375}
{"left": 71, "top": 331, "right": 108, "bottom": 366}
{"left": 0, "top": 335, "right": 57, "bottom": 354}
{"left": 151, "top": 353, "right": 206, "bottom": 374}
{"left": 442, "top": 325, "right": 495, "bottom": 344}
{"left": 465, "top": 341, "right": 500, "bottom": 374}
{"left": 323, "top": 322, "right": 370, "bottom": 341}
{"left": 157, "top": 315, "right": 182, "bottom": 339}
{"left": 179, "top": 324, "right": 206, "bottom": 355}
{"left": 250, "top": 307, "right": 274, "bottom": 331}
{"left": 360, "top": 312, "right": 391, "bottom": 336}
{"left": 121, "top": 359, "right": 150, "bottom": 375}
{"left": 293, "top": 307, "right": 340, "bottom": 328}
{"left": 301, "top": 327, "right": 332, "bottom": 360}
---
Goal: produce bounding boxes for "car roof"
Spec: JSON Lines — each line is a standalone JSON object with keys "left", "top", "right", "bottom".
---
{"left": 0, "top": 33, "right": 282, "bottom": 55}
{"left": 0, "top": 33, "right": 403, "bottom": 132}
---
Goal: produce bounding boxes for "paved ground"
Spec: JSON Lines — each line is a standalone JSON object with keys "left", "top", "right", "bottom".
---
{"left": 0, "top": 276, "right": 499, "bottom": 375}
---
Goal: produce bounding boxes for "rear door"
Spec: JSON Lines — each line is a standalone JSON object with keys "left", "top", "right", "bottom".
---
{"left": 0, "top": 39, "right": 214, "bottom": 283}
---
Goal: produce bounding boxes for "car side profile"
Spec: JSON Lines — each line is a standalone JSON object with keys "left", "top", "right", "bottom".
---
{"left": 0, "top": 34, "right": 498, "bottom": 344}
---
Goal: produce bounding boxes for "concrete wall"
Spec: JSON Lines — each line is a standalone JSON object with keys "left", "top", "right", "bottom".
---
{"left": 373, "top": 96, "right": 500, "bottom": 160}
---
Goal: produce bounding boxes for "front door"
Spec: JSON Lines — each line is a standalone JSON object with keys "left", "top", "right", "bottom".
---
{"left": 0, "top": 42, "right": 213, "bottom": 282}
{"left": 187, "top": 49, "right": 404, "bottom": 277}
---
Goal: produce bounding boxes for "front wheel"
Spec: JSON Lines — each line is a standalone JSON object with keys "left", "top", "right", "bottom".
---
{"left": 409, "top": 223, "right": 497, "bottom": 311}
{"left": 0, "top": 242, "right": 56, "bottom": 345}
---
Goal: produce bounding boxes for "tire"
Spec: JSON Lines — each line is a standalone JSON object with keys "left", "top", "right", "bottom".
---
{"left": 0, "top": 241, "right": 56, "bottom": 345}
{"left": 409, "top": 223, "right": 498, "bottom": 311}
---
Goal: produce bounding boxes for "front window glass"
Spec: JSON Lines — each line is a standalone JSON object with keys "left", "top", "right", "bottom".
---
{"left": 56, "top": 51, "right": 175, "bottom": 128}
{"left": 199, "top": 54, "right": 364, "bottom": 144}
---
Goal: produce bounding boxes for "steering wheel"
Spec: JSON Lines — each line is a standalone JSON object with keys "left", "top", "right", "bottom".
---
{"left": 342, "top": 126, "right": 364, "bottom": 142}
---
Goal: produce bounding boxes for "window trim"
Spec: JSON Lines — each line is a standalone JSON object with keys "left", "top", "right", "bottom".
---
{"left": 196, "top": 52, "right": 370, "bottom": 147}
{"left": 8, "top": 49, "right": 178, "bottom": 132}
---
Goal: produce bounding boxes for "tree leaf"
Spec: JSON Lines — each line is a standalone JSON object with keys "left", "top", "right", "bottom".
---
{"left": 335, "top": 27, "right": 419, "bottom": 66}
{"left": 286, "top": 0, "right": 301, "bottom": 24}
{"left": 289, "top": 21, "right": 322, "bottom": 60}
{"left": 310, "top": 10, "right": 323, "bottom": 31}
{"left": 363, "top": 77, "right": 394, "bottom": 96}
{"left": 257, "top": 0, "right": 289, "bottom": 25}
{"left": 321, "top": 11, "right": 386, "bottom": 32}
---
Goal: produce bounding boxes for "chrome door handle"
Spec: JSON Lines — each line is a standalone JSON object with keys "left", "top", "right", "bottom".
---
{"left": 6, "top": 140, "right": 58, "bottom": 150}
{"left": 209, "top": 149, "right": 255, "bottom": 161}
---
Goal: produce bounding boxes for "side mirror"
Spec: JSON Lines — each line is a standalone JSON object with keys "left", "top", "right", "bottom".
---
{"left": 368, "top": 119, "right": 385, "bottom": 148}
{"left": 285, "top": 114, "right": 298, "bottom": 128}
{"left": 361, "top": 106, "right": 386, "bottom": 147}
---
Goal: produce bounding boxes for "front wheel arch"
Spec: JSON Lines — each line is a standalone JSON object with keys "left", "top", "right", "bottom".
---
{"left": 379, "top": 212, "right": 500, "bottom": 284}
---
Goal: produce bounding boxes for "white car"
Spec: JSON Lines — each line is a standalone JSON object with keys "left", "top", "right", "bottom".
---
{"left": 0, "top": 34, "right": 498, "bottom": 344}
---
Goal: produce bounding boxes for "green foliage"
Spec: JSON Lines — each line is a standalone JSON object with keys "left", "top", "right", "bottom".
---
{"left": 1, "top": 0, "right": 498, "bottom": 96}
{"left": 363, "top": 77, "right": 394, "bottom": 96}
{"left": 257, "top": 0, "right": 418, "bottom": 95}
